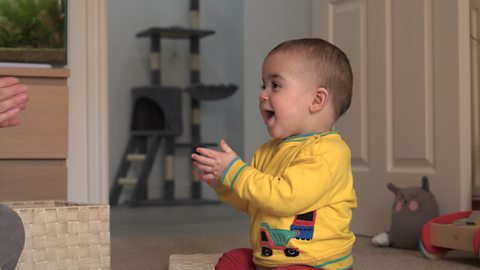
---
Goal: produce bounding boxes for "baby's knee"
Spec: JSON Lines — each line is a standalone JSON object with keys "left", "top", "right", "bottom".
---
{"left": 216, "top": 248, "right": 254, "bottom": 270}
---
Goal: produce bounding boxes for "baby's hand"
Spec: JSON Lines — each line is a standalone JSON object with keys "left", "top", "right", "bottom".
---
{"left": 191, "top": 139, "right": 237, "bottom": 187}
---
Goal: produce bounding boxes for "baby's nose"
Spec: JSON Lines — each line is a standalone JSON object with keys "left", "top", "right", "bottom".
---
{"left": 259, "top": 92, "right": 268, "bottom": 102}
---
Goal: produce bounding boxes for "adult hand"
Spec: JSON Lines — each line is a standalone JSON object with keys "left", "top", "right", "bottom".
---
{"left": 0, "top": 77, "right": 28, "bottom": 128}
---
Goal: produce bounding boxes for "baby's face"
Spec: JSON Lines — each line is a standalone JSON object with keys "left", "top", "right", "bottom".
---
{"left": 260, "top": 51, "right": 317, "bottom": 139}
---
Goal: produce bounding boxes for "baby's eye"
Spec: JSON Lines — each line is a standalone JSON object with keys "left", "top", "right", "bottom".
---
{"left": 272, "top": 82, "right": 280, "bottom": 88}
{"left": 260, "top": 84, "right": 266, "bottom": 90}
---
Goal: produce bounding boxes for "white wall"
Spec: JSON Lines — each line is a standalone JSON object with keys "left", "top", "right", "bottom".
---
{"left": 108, "top": 0, "right": 243, "bottom": 200}
{"left": 68, "top": 0, "right": 310, "bottom": 202}
{"left": 243, "top": 0, "right": 312, "bottom": 159}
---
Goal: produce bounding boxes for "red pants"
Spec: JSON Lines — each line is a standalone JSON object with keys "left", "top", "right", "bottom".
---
{"left": 215, "top": 248, "right": 317, "bottom": 270}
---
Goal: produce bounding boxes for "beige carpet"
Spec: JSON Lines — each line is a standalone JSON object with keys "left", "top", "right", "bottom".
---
{"left": 111, "top": 234, "right": 479, "bottom": 270}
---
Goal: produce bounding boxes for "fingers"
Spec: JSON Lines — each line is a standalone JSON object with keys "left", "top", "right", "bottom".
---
{"left": 192, "top": 170, "right": 204, "bottom": 180}
{"left": 0, "top": 78, "right": 27, "bottom": 128}
{"left": 0, "top": 107, "right": 21, "bottom": 125}
{"left": 191, "top": 153, "right": 215, "bottom": 166}
{"left": 0, "top": 82, "right": 26, "bottom": 101}
{"left": 0, "top": 98, "right": 28, "bottom": 128}
{"left": 0, "top": 117, "right": 21, "bottom": 128}
{"left": 195, "top": 140, "right": 236, "bottom": 157}
{"left": 193, "top": 170, "right": 217, "bottom": 181}
{"left": 0, "top": 88, "right": 28, "bottom": 118}
{"left": 195, "top": 147, "right": 219, "bottom": 158}
{"left": 192, "top": 170, "right": 221, "bottom": 187}
{"left": 0, "top": 77, "right": 19, "bottom": 88}
{"left": 191, "top": 141, "right": 238, "bottom": 188}
{"left": 192, "top": 161, "right": 213, "bottom": 173}
{"left": 220, "top": 139, "right": 235, "bottom": 154}
{"left": 14, "top": 102, "right": 27, "bottom": 112}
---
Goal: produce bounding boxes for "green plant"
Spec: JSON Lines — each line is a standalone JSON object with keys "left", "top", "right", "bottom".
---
{"left": 0, "top": 0, "right": 66, "bottom": 48}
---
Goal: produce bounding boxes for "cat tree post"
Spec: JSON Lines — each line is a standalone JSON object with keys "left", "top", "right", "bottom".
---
{"left": 190, "top": 0, "right": 202, "bottom": 199}
{"left": 149, "top": 31, "right": 176, "bottom": 200}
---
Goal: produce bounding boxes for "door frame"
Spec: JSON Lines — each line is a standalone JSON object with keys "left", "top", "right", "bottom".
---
{"left": 68, "top": 0, "right": 109, "bottom": 203}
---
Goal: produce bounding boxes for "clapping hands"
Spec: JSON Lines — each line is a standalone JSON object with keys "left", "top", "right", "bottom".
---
{"left": 191, "top": 139, "right": 238, "bottom": 188}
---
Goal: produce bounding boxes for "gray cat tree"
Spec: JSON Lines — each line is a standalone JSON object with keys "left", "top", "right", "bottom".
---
{"left": 110, "top": 0, "right": 237, "bottom": 206}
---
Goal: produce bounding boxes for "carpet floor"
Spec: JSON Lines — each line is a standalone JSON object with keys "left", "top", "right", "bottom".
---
{"left": 111, "top": 233, "right": 479, "bottom": 270}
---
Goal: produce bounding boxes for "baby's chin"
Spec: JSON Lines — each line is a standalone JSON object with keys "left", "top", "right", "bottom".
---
{"left": 266, "top": 129, "right": 280, "bottom": 139}
{"left": 267, "top": 128, "right": 293, "bottom": 139}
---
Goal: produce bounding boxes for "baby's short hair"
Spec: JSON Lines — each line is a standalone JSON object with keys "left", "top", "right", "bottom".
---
{"left": 268, "top": 38, "right": 353, "bottom": 119}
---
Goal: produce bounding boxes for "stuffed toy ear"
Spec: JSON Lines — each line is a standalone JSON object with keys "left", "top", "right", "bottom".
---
{"left": 387, "top": 183, "right": 399, "bottom": 194}
{"left": 421, "top": 175, "right": 430, "bottom": 192}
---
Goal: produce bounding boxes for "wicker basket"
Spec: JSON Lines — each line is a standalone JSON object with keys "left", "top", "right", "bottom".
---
{"left": 2, "top": 201, "right": 110, "bottom": 270}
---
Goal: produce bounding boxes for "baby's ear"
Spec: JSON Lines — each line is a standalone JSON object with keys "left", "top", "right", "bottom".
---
{"left": 310, "top": 87, "right": 329, "bottom": 113}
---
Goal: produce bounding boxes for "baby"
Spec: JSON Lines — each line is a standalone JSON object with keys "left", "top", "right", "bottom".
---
{"left": 192, "top": 38, "right": 356, "bottom": 270}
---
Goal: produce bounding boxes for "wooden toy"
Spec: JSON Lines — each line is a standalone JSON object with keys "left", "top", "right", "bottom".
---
{"left": 420, "top": 211, "right": 480, "bottom": 260}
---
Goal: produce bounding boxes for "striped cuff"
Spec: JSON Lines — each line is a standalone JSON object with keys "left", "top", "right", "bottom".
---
{"left": 220, "top": 157, "right": 247, "bottom": 190}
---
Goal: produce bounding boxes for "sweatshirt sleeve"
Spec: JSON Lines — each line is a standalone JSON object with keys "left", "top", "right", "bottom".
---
{"left": 220, "top": 152, "right": 333, "bottom": 217}
{"left": 214, "top": 184, "right": 248, "bottom": 212}
{"left": 213, "top": 149, "right": 264, "bottom": 213}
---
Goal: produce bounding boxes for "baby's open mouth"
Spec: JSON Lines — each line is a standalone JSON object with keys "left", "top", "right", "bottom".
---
{"left": 262, "top": 109, "right": 275, "bottom": 124}
{"left": 266, "top": 110, "right": 274, "bottom": 119}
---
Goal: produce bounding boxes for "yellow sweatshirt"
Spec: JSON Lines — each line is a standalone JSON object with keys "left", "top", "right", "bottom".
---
{"left": 215, "top": 132, "right": 357, "bottom": 269}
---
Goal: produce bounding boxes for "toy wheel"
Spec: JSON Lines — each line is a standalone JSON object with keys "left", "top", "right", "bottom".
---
{"left": 261, "top": 247, "right": 272, "bottom": 257}
{"left": 419, "top": 239, "right": 447, "bottom": 260}
{"left": 284, "top": 248, "right": 299, "bottom": 257}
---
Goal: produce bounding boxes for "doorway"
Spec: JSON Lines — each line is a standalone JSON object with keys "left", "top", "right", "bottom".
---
{"left": 311, "top": 0, "right": 472, "bottom": 236}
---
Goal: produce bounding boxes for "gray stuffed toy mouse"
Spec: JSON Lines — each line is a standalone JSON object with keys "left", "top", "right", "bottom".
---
{"left": 372, "top": 176, "right": 439, "bottom": 249}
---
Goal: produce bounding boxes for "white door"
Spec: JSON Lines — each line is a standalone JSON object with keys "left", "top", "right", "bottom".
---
{"left": 312, "top": 0, "right": 472, "bottom": 236}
